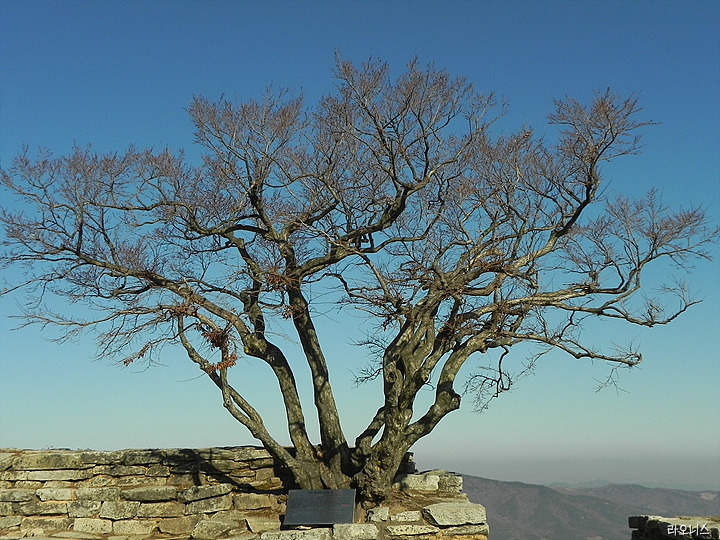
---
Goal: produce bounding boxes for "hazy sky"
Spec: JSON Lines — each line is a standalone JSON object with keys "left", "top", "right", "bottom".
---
{"left": 1, "top": 1, "right": 718, "bottom": 491}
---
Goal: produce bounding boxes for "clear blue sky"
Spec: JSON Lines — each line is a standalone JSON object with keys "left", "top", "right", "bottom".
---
{"left": 1, "top": 1, "right": 718, "bottom": 490}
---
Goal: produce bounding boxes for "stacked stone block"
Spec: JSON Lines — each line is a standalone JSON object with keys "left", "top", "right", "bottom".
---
{"left": 0, "top": 447, "right": 286, "bottom": 539}
{"left": 0, "top": 449, "right": 488, "bottom": 540}
{"left": 359, "top": 470, "right": 488, "bottom": 540}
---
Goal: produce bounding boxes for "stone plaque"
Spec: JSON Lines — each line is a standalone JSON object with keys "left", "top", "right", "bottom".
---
{"left": 284, "top": 489, "right": 355, "bottom": 525}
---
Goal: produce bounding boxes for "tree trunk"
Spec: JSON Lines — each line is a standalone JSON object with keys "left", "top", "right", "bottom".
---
{"left": 353, "top": 436, "right": 410, "bottom": 504}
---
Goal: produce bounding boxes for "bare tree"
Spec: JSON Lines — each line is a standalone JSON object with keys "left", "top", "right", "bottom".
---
{"left": 1, "top": 58, "right": 717, "bottom": 503}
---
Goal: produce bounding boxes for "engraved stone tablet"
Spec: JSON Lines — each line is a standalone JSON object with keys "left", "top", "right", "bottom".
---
{"left": 284, "top": 489, "right": 355, "bottom": 525}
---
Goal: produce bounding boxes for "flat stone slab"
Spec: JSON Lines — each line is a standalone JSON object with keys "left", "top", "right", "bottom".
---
{"left": 192, "top": 519, "right": 234, "bottom": 540}
{"left": 0, "top": 537, "right": 60, "bottom": 540}
{"left": 422, "top": 502, "right": 487, "bottom": 526}
{"left": 121, "top": 486, "right": 177, "bottom": 501}
{"left": 390, "top": 511, "right": 421, "bottom": 522}
{"left": 245, "top": 516, "right": 281, "bottom": 533}
{"left": 186, "top": 493, "right": 234, "bottom": 514}
{"left": 179, "top": 484, "right": 233, "bottom": 502}
{"left": 438, "top": 475, "right": 463, "bottom": 493}
{"left": 385, "top": 524, "right": 439, "bottom": 536}
{"left": 234, "top": 493, "right": 274, "bottom": 510}
{"left": 366, "top": 507, "right": 389, "bottom": 522}
{"left": 261, "top": 529, "right": 332, "bottom": 540}
{"left": 442, "top": 524, "right": 490, "bottom": 536}
{"left": 0, "top": 489, "right": 36, "bottom": 502}
{"left": 51, "top": 533, "right": 100, "bottom": 539}
{"left": 73, "top": 517, "right": 113, "bottom": 535}
{"left": 332, "top": 523, "right": 378, "bottom": 540}
{"left": 12, "top": 453, "right": 92, "bottom": 471}
{"left": 396, "top": 474, "right": 439, "bottom": 491}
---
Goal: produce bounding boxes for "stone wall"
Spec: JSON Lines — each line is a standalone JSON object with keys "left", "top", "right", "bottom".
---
{"left": 0, "top": 448, "right": 488, "bottom": 540}
{"left": 629, "top": 515, "right": 719, "bottom": 539}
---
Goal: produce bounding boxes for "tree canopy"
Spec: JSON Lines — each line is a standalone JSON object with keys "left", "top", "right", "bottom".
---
{"left": 1, "top": 58, "right": 716, "bottom": 503}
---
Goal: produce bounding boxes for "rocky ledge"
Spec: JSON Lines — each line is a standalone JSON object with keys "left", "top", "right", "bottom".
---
{"left": 629, "top": 515, "right": 720, "bottom": 539}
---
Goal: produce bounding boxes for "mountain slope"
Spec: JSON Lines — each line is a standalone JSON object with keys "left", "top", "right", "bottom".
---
{"left": 461, "top": 475, "right": 719, "bottom": 540}
{"left": 552, "top": 483, "right": 720, "bottom": 516}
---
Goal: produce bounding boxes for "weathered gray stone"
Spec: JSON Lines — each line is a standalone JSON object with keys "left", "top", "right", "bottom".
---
{"left": 112, "top": 518, "right": 158, "bottom": 536}
{"left": 422, "top": 502, "right": 486, "bottom": 526}
{"left": 27, "top": 469, "right": 93, "bottom": 481}
{"left": 99, "top": 500, "right": 140, "bottom": 520}
{"left": 254, "top": 468, "right": 273, "bottom": 482}
{"left": 250, "top": 478, "right": 284, "bottom": 491}
{"left": 15, "top": 481, "right": 43, "bottom": 490}
{"left": 261, "top": 529, "right": 331, "bottom": 540}
{"left": 210, "top": 509, "right": 246, "bottom": 525}
{"left": 67, "top": 500, "right": 102, "bottom": 517}
{"left": 0, "top": 501, "right": 12, "bottom": 515}
{"left": 79, "top": 450, "right": 124, "bottom": 465}
{"left": 21, "top": 516, "right": 74, "bottom": 531}
{"left": 43, "top": 480, "right": 73, "bottom": 489}
{"left": 76, "top": 487, "right": 121, "bottom": 501}
{"left": 397, "top": 474, "right": 439, "bottom": 491}
{"left": 186, "top": 493, "right": 233, "bottom": 514}
{"left": 441, "top": 524, "right": 490, "bottom": 535}
{"left": 248, "top": 458, "right": 276, "bottom": 469}
{"left": 121, "top": 485, "right": 177, "bottom": 501}
{"left": 159, "top": 515, "right": 201, "bottom": 534}
{"left": 73, "top": 517, "right": 113, "bottom": 534}
{"left": 92, "top": 465, "right": 147, "bottom": 477}
{"left": 193, "top": 448, "right": 242, "bottom": 461}
{"left": 0, "top": 515, "right": 21, "bottom": 528}
{"left": 385, "top": 524, "right": 439, "bottom": 536}
{"left": 136, "top": 501, "right": 185, "bottom": 517}
{"left": 367, "top": 507, "right": 389, "bottom": 522}
{"left": 192, "top": 519, "right": 234, "bottom": 540}
{"left": 77, "top": 475, "right": 114, "bottom": 487}
{"left": 13, "top": 453, "right": 90, "bottom": 471}
{"left": 390, "top": 511, "right": 421, "bottom": 522}
{"left": 121, "top": 451, "right": 163, "bottom": 466}
{"left": 0, "top": 488, "right": 35, "bottom": 501}
{"left": 36, "top": 488, "right": 74, "bottom": 501}
{"left": 226, "top": 533, "right": 260, "bottom": 540}
{"left": 438, "top": 475, "right": 463, "bottom": 493}
{"left": 245, "top": 516, "right": 281, "bottom": 533}
{"left": 234, "top": 492, "right": 273, "bottom": 510}
{"left": 332, "top": 523, "right": 378, "bottom": 540}
{"left": 111, "top": 475, "right": 158, "bottom": 487}
{"left": 52, "top": 531, "right": 101, "bottom": 539}
{"left": 228, "top": 469, "right": 256, "bottom": 482}
{"left": 179, "top": 483, "right": 233, "bottom": 502}
{"left": 0, "top": 453, "right": 16, "bottom": 472}
{"left": 203, "top": 459, "right": 238, "bottom": 473}
{"left": 17, "top": 501, "right": 68, "bottom": 515}
{"left": 146, "top": 464, "right": 171, "bottom": 476}
{"left": 225, "top": 448, "right": 272, "bottom": 462}
{"left": 167, "top": 473, "right": 197, "bottom": 486}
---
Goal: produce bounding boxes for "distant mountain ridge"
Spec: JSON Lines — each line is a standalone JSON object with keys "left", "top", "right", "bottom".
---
{"left": 551, "top": 482, "right": 719, "bottom": 517}
{"left": 461, "top": 474, "right": 720, "bottom": 540}
{"left": 549, "top": 479, "right": 719, "bottom": 491}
